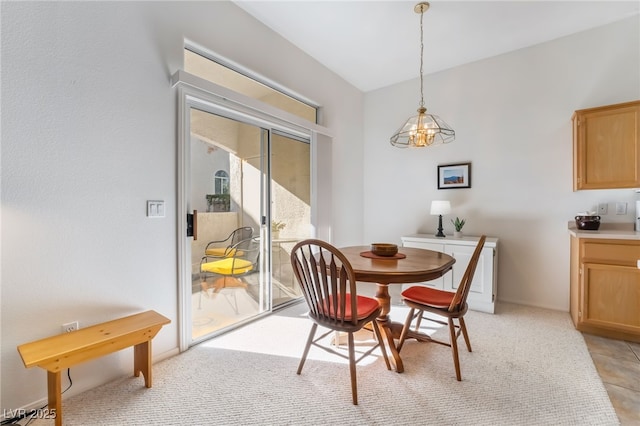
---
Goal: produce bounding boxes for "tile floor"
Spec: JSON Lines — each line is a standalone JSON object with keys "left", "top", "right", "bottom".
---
{"left": 583, "top": 333, "right": 640, "bottom": 425}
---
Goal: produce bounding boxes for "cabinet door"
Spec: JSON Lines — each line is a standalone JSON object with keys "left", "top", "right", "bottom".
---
{"left": 446, "top": 245, "right": 494, "bottom": 308}
{"left": 401, "top": 241, "right": 445, "bottom": 289}
{"left": 581, "top": 263, "right": 640, "bottom": 334}
{"left": 574, "top": 101, "right": 640, "bottom": 190}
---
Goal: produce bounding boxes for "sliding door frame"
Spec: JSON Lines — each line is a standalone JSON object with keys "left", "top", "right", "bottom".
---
{"left": 174, "top": 71, "right": 332, "bottom": 351}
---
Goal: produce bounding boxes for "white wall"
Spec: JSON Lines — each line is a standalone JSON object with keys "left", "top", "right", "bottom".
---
{"left": 363, "top": 16, "right": 640, "bottom": 311}
{"left": 1, "top": 1, "right": 364, "bottom": 412}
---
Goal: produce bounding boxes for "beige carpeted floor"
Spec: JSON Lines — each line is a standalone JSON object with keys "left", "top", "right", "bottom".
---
{"left": 29, "top": 302, "right": 619, "bottom": 426}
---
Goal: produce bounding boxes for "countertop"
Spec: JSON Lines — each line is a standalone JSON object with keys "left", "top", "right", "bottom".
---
{"left": 567, "top": 222, "right": 640, "bottom": 240}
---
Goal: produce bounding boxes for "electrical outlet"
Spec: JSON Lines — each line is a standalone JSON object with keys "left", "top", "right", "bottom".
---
{"left": 61, "top": 321, "right": 79, "bottom": 333}
{"left": 598, "top": 203, "right": 608, "bottom": 215}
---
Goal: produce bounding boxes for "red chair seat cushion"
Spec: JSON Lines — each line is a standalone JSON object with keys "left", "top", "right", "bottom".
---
{"left": 402, "top": 286, "right": 454, "bottom": 309}
{"left": 321, "top": 294, "right": 380, "bottom": 320}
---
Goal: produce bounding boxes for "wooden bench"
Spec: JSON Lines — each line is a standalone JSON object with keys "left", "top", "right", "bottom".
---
{"left": 17, "top": 310, "right": 171, "bottom": 426}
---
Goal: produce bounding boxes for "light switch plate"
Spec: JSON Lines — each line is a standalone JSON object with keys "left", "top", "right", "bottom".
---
{"left": 615, "top": 202, "right": 627, "bottom": 215}
{"left": 147, "top": 200, "right": 165, "bottom": 218}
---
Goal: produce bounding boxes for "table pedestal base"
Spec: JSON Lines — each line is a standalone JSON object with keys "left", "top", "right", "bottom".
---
{"left": 375, "top": 319, "right": 404, "bottom": 373}
{"left": 374, "top": 283, "right": 407, "bottom": 373}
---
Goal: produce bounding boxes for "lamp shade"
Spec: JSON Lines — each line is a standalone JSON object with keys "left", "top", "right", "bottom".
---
{"left": 430, "top": 200, "right": 451, "bottom": 215}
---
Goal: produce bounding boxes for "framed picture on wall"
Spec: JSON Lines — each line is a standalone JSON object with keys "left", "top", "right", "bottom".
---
{"left": 438, "top": 162, "right": 471, "bottom": 189}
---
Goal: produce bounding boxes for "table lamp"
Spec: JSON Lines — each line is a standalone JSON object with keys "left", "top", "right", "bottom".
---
{"left": 430, "top": 200, "right": 451, "bottom": 238}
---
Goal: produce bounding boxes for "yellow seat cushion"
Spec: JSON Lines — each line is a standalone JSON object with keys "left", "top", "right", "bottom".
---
{"left": 204, "top": 247, "right": 245, "bottom": 257}
{"left": 201, "top": 258, "right": 254, "bottom": 275}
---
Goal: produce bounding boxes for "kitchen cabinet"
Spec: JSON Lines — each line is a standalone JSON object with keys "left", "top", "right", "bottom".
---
{"left": 401, "top": 234, "right": 498, "bottom": 313}
{"left": 572, "top": 100, "right": 640, "bottom": 190}
{"left": 569, "top": 236, "right": 640, "bottom": 342}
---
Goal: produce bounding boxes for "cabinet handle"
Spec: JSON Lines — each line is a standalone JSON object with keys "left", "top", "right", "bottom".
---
{"left": 637, "top": 260, "right": 640, "bottom": 269}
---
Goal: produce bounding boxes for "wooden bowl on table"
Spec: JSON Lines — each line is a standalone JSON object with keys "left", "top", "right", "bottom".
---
{"left": 370, "top": 243, "right": 398, "bottom": 257}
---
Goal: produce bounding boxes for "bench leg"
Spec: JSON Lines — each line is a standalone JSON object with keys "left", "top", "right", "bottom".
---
{"left": 133, "top": 340, "right": 152, "bottom": 388}
{"left": 47, "top": 370, "right": 62, "bottom": 426}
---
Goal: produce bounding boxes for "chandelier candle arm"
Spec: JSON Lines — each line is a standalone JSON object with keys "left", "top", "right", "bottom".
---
{"left": 390, "top": 2, "right": 455, "bottom": 148}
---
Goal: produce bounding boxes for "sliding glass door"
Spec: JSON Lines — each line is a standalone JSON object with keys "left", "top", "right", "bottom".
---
{"left": 182, "top": 102, "right": 311, "bottom": 346}
{"left": 189, "top": 108, "right": 269, "bottom": 342}
{"left": 270, "top": 132, "right": 309, "bottom": 308}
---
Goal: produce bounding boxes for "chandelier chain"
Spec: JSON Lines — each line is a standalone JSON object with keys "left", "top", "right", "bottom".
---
{"left": 419, "top": 7, "right": 425, "bottom": 108}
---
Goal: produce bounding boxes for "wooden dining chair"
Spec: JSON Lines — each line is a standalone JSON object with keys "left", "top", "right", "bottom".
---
{"left": 290, "top": 239, "right": 391, "bottom": 405}
{"left": 397, "top": 235, "right": 486, "bottom": 381}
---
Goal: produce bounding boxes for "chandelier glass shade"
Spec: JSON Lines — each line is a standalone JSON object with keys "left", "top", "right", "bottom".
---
{"left": 390, "top": 106, "right": 455, "bottom": 147}
{"left": 390, "top": 2, "right": 455, "bottom": 148}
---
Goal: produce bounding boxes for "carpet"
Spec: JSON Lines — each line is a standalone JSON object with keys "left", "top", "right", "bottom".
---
{"left": 29, "top": 302, "right": 618, "bottom": 425}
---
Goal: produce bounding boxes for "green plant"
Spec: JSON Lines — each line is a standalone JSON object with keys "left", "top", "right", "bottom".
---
{"left": 451, "top": 217, "right": 466, "bottom": 232}
{"left": 206, "top": 193, "right": 230, "bottom": 202}
{"left": 271, "top": 220, "right": 286, "bottom": 232}
{"left": 206, "top": 194, "right": 230, "bottom": 212}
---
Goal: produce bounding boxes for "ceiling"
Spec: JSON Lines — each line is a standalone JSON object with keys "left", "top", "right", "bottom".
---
{"left": 234, "top": 1, "right": 640, "bottom": 93}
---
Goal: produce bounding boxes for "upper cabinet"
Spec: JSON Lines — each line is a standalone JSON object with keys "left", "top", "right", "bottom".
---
{"left": 573, "top": 100, "right": 640, "bottom": 190}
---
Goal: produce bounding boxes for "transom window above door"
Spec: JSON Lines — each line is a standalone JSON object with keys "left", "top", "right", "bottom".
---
{"left": 184, "top": 47, "right": 318, "bottom": 124}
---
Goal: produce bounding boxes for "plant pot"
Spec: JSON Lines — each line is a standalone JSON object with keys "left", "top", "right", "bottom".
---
{"left": 453, "top": 231, "right": 463, "bottom": 238}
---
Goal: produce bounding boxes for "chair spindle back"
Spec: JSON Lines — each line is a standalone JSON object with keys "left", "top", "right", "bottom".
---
{"left": 448, "top": 235, "right": 486, "bottom": 312}
{"left": 291, "top": 239, "right": 358, "bottom": 326}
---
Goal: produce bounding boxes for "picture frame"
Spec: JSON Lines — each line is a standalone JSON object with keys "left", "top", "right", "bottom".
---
{"left": 438, "top": 162, "right": 471, "bottom": 189}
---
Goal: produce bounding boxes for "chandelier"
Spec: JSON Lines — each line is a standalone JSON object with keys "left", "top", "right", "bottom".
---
{"left": 390, "top": 2, "right": 455, "bottom": 148}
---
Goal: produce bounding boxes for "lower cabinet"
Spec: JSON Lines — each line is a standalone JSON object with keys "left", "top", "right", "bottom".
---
{"left": 401, "top": 234, "right": 498, "bottom": 313}
{"left": 570, "top": 237, "right": 640, "bottom": 342}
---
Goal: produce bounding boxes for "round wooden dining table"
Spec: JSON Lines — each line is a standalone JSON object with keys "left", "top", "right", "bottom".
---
{"left": 338, "top": 245, "right": 455, "bottom": 373}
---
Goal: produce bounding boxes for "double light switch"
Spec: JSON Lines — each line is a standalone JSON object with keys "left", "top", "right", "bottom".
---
{"left": 147, "top": 200, "right": 165, "bottom": 218}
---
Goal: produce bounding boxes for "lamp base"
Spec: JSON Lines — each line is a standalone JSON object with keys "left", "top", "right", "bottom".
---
{"left": 435, "top": 214, "right": 446, "bottom": 238}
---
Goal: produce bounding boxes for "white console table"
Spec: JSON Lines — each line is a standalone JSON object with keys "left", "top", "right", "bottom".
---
{"left": 401, "top": 234, "right": 499, "bottom": 313}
